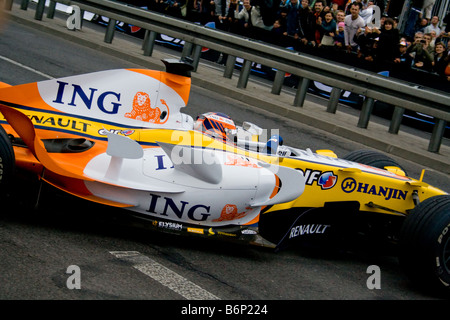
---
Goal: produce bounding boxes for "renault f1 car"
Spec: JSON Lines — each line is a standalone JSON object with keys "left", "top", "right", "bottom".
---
{"left": 0, "top": 59, "right": 449, "bottom": 294}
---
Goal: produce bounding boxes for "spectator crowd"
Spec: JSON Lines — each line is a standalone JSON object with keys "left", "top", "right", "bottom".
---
{"left": 141, "top": 0, "right": 450, "bottom": 86}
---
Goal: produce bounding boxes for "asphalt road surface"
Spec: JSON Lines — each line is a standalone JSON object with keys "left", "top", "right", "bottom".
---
{"left": 0, "top": 18, "right": 449, "bottom": 305}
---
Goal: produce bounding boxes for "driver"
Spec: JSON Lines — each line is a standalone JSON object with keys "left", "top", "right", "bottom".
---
{"left": 193, "top": 112, "right": 237, "bottom": 144}
{"left": 193, "top": 112, "right": 287, "bottom": 155}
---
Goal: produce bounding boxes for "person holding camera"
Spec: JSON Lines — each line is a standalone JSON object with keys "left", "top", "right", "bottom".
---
{"left": 407, "top": 31, "right": 433, "bottom": 71}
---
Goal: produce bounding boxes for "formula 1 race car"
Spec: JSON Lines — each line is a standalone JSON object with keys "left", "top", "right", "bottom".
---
{"left": 0, "top": 59, "right": 449, "bottom": 294}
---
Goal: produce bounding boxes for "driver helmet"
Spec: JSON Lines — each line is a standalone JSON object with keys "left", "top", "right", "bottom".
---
{"left": 193, "top": 112, "right": 236, "bottom": 143}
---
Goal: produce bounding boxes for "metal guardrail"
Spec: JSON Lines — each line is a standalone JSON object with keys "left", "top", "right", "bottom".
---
{"left": 4, "top": 0, "right": 450, "bottom": 153}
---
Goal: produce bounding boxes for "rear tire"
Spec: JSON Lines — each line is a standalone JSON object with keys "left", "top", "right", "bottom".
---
{"left": 0, "top": 124, "right": 15, "bottom": 188}
{"left": 399, "top": 195, "right": 450, "bottom": 295}
{"left": 342, "top": 149, "right": 407, "bottom": 175}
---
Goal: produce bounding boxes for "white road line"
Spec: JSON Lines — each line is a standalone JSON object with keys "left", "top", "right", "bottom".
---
{"left": 110, "top": 251, "right": 220, "bottom": 300}
{"left": 0, "top": 55, "right": 54, "bottom": 79}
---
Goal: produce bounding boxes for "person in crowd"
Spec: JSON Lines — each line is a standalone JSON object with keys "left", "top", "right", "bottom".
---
{"left": 358, "top": 0, "right": 375, "bottom": 25}
{"left": 297, "top": 0, "right": 315, "bottom": 46}
{"left": 392, "top": 16, "right": 399, "bottom": 29}
{"left": 424, "top": 15, "right": 443, "bottom": 37}
{"left": 224, "top": 0, "right": 240, "bottom": 33}
{"left": 371, "top": 17, "right": 399, "bottom": 66}
{"left": 272, "top": 18, "right": 287, "bottom": 36}
{"left": 269, "top": 17, "right": 290, "bottom": 46}
{"left": 210, "top": 0, "right": 230, "bottom": 30}
{"left": 276, "top": 5, "right": 289, "bottom": 30}
{"left": 344, "top": 1, "right": 365, "bottom": 53}
{"left": 335, "top": 9, "right": 345, "bottom": 27}
{"left": 182, "top": 0, "right": 202, "bottom": 22}
{"left": 234, "top": 0, "right": 267, "bottom": 38}
{"left": 412, "top": 31, "right": 424, "bottom": 44}
{"left": 344, "top": 0, "right": 366, "bottom": 14}
{"left": 331, "top": 0, "right": 346, "bottom": 10}
{"left": 393, "top": 40, "right": 412, "bottom": 70}
{"left": 443, "top": 12, "right": 450, "bottom": 34}
{"left": 279, "top": 0, "right": 291, "bottom": 10}
{"left": 164, "top": 0, "right": 186, "bottom": 18}
{"left": 353, "top": 25, "right": 376, "bottom": 60}
{"left": 441, "top": 56, "right": 450, "bottom": 82}
{"left": 429, "top": 30, "right": 438, "bottom": 47}
{"left": 329, "top": 2, "right": 339, "bottom": 16}
{"left": 439, "top": 12, "right": 450, "bottom": 45}
{"left": 407, "top": 31, "right": 434, "bottom": 71}
{"left": 415, "top": 17, "right": 429, "bottom": 34}
{"left": 311, "top": 0, "right": 327, "bottom": 46}
{"left": 334, "top": 21, "right": 345, "bottom": 48}
{"left": 432, "top": 42, "right": 449, "bottom": 76}
{"left": 319, "top": 11, "right": 337, "bottom": 47}
{"left": 284, "top": 0, "right": 301, "bottom": 38}
{"left": 234, "top": 0, "right": 254, "bottom": 35}
{"left": 423, "top": 32, "right": 435, "bottom": 59}
{"left": 150, "top": 0, "right": 167, "bottom": 13}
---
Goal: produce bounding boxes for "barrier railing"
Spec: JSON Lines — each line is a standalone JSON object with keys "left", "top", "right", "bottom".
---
{"left": 4, "top": 0, "right": 450, "bottom": 153}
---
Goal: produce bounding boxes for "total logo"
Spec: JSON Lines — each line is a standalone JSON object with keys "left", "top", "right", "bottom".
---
{"left": 298, "top": 169, "right": 337, "bottom": 190}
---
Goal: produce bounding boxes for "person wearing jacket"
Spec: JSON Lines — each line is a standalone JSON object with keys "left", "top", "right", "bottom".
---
{"left": 319, "top": 11, "right": 337, "bottom": 47}
{"left": 371, "top": 17, "right": 399, "bottom": 66}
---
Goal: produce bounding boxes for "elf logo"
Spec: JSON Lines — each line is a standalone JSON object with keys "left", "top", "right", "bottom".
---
{"left": 298, "top": 169, "right": 337, "bottom": 190}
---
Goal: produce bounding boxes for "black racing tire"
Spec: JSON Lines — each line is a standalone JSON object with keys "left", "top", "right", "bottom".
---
{"left": 342, "top": 149, "right": 408, "bottom": 176}
{"left": 0, "top": 124, "right": 15, "bottom": 188}
{"left": 399, "top": 195, "right": 450, "bottom": 295}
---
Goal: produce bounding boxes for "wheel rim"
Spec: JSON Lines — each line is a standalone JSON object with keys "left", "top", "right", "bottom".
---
{"left": 444, "top": 234, "right": 450, "bottom": 274}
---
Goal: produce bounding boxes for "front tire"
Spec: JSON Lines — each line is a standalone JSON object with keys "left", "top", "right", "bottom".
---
{"left": 399, "top": 195, "right": 450, "bottom": 295}
{"left": 343, "top": 149, "right": 407, "bottom": 176}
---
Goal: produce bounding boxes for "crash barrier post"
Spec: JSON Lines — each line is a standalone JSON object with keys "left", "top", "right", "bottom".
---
{"left": 20, "top": 0, "right": 28, "bottom": 10}
{"left": 271, "top": 70, "right": 285, "bottom": 95}
{"left": 181, "top": 41, "right": 193, "bottom": 60}
{"left": 429, "top": 119, "right": 447, "bottom": 153}
{"left": 191, "top": 44, "right": 202, "bottom": 72}
{"left": 293, "top": 77, "right": 310, "bottom": 107}
{"left": 358, "top": 97, "right": 375, "bottom": 129}
{"left": 142, "top": 30, "right": 157, "bottom": 57}
{"left": 5, "top": 0, "right": 449, "bottom": 154}
{"left": 4, "top": 0, "right": 13, "bottom": 10}
{"left": 104, "top": 18, "right": 116, "bottom": 44}
{"left": 47, "top": 0, "right": 56, "bottom": 18}
{"left": 389, "top": 106, "right": 405, "bottom": 134}
{"left": 326, "top": 87, "right": 342, "bottom": 114}
{"left": 180, "top": 42, "right": 201, "bottom": 72}
{"left": 237, "top": 59, "right": 251, "bottom": 89}
{"left": 34, "top": 0, "right": 44, "bottom": 20}
{"left": 223, "top": 55, "right": 236, "bottom": 79}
